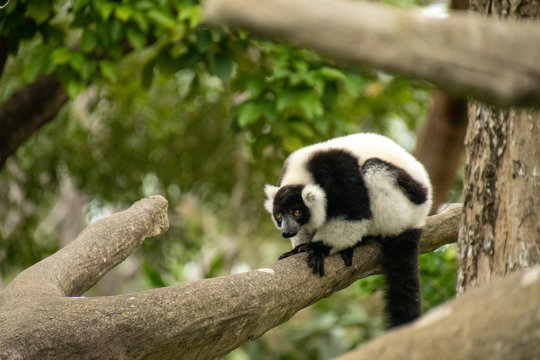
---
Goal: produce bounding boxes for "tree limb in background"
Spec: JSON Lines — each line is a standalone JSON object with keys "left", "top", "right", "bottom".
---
{"left": 204, "top": 0, "right": 540, "bottom": 108}
{"left": 336, "top": 265, "right": 540, "bottom": 360}
{"left": 0, "top": 195, "right": 169, "bottom": 301}
{"left": 0, "top": 74, "right": 68, "bottom": 168}
{"left": 0, "top": 199, "right": 461, "bottom": 359}
{"left": 415, "top": 91, "right": 468, "bottom": 212}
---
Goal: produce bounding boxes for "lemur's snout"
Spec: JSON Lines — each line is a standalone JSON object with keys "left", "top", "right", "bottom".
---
{"left": 282, "top": 231, "right": 296, "bottom": 238}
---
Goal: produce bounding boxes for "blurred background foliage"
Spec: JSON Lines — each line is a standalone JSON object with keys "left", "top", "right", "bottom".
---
{"left": 0, "top": 0, "right": 459, "bottom": 358}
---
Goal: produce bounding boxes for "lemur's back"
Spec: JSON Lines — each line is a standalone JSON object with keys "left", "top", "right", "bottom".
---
{"left": 279, "top": 133, "right": 431, "bottom": 202}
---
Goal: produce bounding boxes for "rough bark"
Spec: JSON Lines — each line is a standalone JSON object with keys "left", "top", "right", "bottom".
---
{"left": 0, "top": 195, "right": 170, "bottom": 302}
{"left": 336, "top": 265, "right": 540, "bottom": 360}
{"left": 415, "top": 91, "right": 468, "bottom": 211}
{"left": 204, "top": 0, "right": 540, "bottom": 108}
{"left": 0, "top": 200, "right": 461, "bottom": 360}
{"left": 457, "top": 0, "right": 540, "bottom": 294}
{"left": 0, "top": 74, "right": 68, "bottom": 168}
{"left": 457, "top": 106, "right": 540, "bottom": 293}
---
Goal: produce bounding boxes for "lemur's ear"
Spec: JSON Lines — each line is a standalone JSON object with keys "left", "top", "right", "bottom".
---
{"left": 302, "top": 184, "right": 326, "bottom": 227}
{"left": 264, "top": 185, "right": 279, "bottom": 214}
{"left": 301, "top": 184, "right": 324, "bottom": 205}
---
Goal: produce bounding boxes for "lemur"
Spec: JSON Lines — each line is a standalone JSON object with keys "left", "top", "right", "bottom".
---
{"left": 264, "top": 133, "right": 432, "bottom": 327}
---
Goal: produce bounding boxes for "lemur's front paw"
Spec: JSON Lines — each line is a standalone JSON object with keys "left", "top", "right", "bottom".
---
{"left": 340, "top": 247, "right": 354, "bottom": 267}
{"left": 306, "top": 242, "right": 331, "bottom": 277}
{"left": 278, "top": 244, "right": 309, "bottom": 260}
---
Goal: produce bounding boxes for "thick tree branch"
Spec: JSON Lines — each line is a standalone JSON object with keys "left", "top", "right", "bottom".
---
{"left": 0, "top": 195, "right": 169, "bottom": 301}
{"left": 0, "top": 74, "right": 69, "bottom": 168}
{"left": 0, "top": 201, "right": 460, "bottom": 359}
{"left": 204, "top": 0, "right": 540, "bottom": 108}
{"left": 336, "top": 265, "right": 540, "bottom": 360}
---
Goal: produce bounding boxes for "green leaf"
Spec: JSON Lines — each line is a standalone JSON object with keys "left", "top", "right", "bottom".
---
{"left": 318, "top": 67, "right": 347, "bottom": 81}
{"left": 69, "top": 52, "right": 86, "bottom": 73}
{"left": 237, "top": 102, "right": 260, "bottom": 127}
{"left": 94, "top": 0, "right": 114, "bottom": 20}
{"left": 179, "top": 6, "right": 203, "bottom": 29}
{"left": 195, "top": 26, "right": 212, "bottom": 53}
{"left": 25, "top": 1, "right": 52, "bottom": 24}
{"left": 276, "top": 90, "right": 294, "bottom": 112}
{"left": 110, "top": 18, "right": 124, "bottom": 42}
{"left": 78, "top": 61, "right": 96, "bottom": 81}
{"left": 245, "top": 76, "right": 266, "bottom": 99}
{"left": 126, "top": 27, "right": 146, "bottom": 51}
{"left": 298, "top": 92, "right": 323, "bottom": 119}
{"left": 99, "top": 61, "right": 117, "bottom": 82}
{"left": 66, "top": 79, "right": 86, "bottom": 98}
{"left": 148, "top": 9, "right": 176, "bottom": 29}
{"left": 51, "top": 47, "right": 71, "bottom": 65}
{"left": 289, "top": 122, "right": 316, "bottom": 139}
{"left": 115, "top": 5, "right": 133, "bottom": 22}
{"left": 132, "top": 12, "right": 150, "bottom": 32}
{"left": 80, "top": 29, "right": 98, "bottom": 53}
{"left": 141, "top": 59, "right": 156, "bottom": 88}
{"left": 143, "top": 262, "right": 167, "bottom": 288}
{"left": 135, "top": 1, "right": 154, "bottom": 11}
{"left": 209, "top": 50, "right": 234, "bottom": 83}
{"left": 282, "top": 135, "right": 304, "bottom": 153}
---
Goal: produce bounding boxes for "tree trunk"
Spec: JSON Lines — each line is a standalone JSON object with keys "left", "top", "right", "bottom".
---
{"left": 415, "top": 91, "right": 468, "bottom": 212}
{"left": 457, "top": 0, "right": 540, "bottom": 294}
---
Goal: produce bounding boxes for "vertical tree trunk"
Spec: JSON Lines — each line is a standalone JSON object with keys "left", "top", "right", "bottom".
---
{"left": 414, "top": 84, "right": 468, "bottom": 213}
{"left": 457, "top": 0, "right": 540, "bottom": 295}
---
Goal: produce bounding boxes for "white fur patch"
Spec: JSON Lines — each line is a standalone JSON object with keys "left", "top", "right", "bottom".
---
{"left": 363, "top": 165, "right": 430, "bottom": 235}
{"left": 264, "top": 184, "right": 279, "bottom": 214}
{"left": 302, "top": 184, "right": 327, "bottom": 229}
{"left": 313, "top": 218, "right": 372, "bottom": 253}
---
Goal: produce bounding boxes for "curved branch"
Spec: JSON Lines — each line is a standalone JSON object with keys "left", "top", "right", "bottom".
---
{"left": 0, "top": 202, "right": 460, "bottom": 359}
{"left": 204, "top": 0, "right": 540, "bottom": 108}
{"left": 336, "top": 265, "right": 540, "bottom": 360}
{"left": 1, "top": 195, "right": 169, "bottom": 301}
{"left": 0, "top": 74, "right": 69, "bottom": 168}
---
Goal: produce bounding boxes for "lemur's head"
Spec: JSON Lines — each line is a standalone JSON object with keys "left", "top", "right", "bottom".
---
{"left": 264, "top": 184, "right": 326, "bottom": 238}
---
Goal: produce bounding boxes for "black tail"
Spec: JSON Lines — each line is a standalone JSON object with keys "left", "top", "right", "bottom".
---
{"left": 380, "top": 229, "right": 422, "bottom": 328}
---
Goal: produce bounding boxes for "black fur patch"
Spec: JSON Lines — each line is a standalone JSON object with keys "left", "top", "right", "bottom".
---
{"left": 273, "top": 185, "right": 311, "bottom": 225}
{"left": 279, "top": 243, "right": 309, "bottom": 260}
{"left": 339, "top": 247, "right": 354, "bottom": 267}
{"left": 306, "top": 149, "right": 372, "bottom": 220}
{"left": 379, "top": 229, "right": 422, "bottom": 328}
{"left": 306, "top": 241, "right": 331, "bottom": 277}
{"left": 362, "top": 158, "right": 428, "bottom": 205}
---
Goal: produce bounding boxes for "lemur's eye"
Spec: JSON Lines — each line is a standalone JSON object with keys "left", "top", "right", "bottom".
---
{"left": 275, "top": 213, "right": 282, "bottom": 221}
{"left": 293, "top": 210, "right": 301, "bottom": 217}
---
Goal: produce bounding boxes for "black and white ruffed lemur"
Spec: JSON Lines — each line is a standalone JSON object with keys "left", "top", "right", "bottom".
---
{"left": 264, "top": 133, "right": 432, "bottom": 328}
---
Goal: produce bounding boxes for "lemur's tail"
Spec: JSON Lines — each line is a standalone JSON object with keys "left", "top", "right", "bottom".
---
{"left": 380, "top": 229, "right": 422, "bottom": 328}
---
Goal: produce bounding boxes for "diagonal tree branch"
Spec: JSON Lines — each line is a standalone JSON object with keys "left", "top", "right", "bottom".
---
{"left": 0, "top": 195, "right": 169, "bottom": 301}
{"left": 204, "top": 0, "right": 540, "bottom": 108}
{"left": 0, "top": 74, "right": 69, "bottom": 168}
{"left": 0, "top": 201, "right": 461, "bottom": 359}
{"left": 336, "top": 265, "right": 540, "bottom": 360}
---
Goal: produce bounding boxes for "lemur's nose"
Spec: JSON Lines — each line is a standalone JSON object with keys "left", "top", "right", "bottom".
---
{"left": 282, "top": 231, "right": 295, "bottom": 238}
